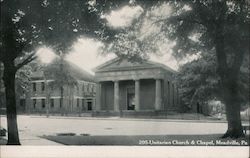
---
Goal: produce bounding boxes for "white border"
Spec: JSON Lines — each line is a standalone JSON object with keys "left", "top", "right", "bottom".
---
{"left": 0, "top": 146, "right": 249, "bottom": 158}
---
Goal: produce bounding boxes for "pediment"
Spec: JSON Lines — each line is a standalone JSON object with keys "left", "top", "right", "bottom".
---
{"left": 94, "top": 58, "right": 159, "bottom": 72}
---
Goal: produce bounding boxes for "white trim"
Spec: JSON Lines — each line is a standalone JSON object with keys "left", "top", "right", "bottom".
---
{"left": 50, "top": 96, "right": 62, "bottom": 99}
{"left": 31, "top": 97, "right": 46, "bottom": 99}
{"left": 31, "top": 80, "right": 54, "bottom": 83}
{"left": 74, "top": 96, "right": 84, "bottom": 99}
{"left": 78, "top": 80, "right": 95, "bottom": 84}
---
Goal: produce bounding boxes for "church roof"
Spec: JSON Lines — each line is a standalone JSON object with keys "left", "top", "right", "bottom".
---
{"left": 31, "top": 59, "right": 95, "bottom": 82}
{"left": 93, "top": 57, "right": 177, "bottom": 74}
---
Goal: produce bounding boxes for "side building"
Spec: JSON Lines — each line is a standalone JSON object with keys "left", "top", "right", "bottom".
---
{"left": 93, "top": 57, "right": 180, "bottom": 116}
{"left": 23, "top": 60, "right": 96, "bottom": 115}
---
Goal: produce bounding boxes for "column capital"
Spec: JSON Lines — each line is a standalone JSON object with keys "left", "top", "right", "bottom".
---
{"left": 133, "top": 78, "right": 140, "bottom": 81}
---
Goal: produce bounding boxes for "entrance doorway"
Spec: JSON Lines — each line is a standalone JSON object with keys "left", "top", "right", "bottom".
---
{"left": 127, "top": 87, "right": 135, "bottom": 110}
{"left": 87, "top": 100, "right": 92, "bottom": 111}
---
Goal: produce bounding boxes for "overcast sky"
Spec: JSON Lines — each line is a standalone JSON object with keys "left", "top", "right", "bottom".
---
{"left": 36, "top": 4, "right": 180, "bottom": 74}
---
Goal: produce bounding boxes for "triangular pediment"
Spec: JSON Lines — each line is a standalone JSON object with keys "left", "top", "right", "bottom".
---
{"left": 94, "top": 57, "right": 174, "bottom": 72}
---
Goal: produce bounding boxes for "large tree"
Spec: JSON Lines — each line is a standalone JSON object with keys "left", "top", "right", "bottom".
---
{"left": 144, "top": 0, "right": 249, "bottom": 138}
{"left": 0, "top": 0, "right": 123, "bottom": 145}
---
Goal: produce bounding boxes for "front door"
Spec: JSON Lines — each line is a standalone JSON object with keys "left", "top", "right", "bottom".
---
{"left": 127, "top": 93, "right": 135, "bottom": 110}
{"left": 87, "top": 101, "right": 92, "bottom": 111}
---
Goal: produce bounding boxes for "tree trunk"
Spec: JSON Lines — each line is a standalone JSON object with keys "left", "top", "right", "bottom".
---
{"left": 214, "top": 23, "right": 244, "bottom": 138}
{"left": 60, "top": 86, "right": 64, "bottom": 115}
{"left": 221, "top": 77, "right": 244, "bottom": 138}
{"left": 3, "top": 62, "right": 21, "bottom": 145}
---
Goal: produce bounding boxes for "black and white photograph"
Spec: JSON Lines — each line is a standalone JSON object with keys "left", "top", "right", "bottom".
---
{"left": 0, "top": 0, "right": 249, "bottom": 157}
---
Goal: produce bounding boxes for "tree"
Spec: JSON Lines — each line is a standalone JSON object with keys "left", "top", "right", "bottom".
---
{"left": 176, "top": 51, "right": 249, "bottom": 113}
{"left": 0, "top": 0, "right": 123, "bottom": 145}
{"left": 43, "top": 57, "right": 78, "bottom": 115}
{"left": 176, "top": 52, "right": 219, "bottom": 110}
{"left": 145, "top": 0, "right": 249, "bottom": 138}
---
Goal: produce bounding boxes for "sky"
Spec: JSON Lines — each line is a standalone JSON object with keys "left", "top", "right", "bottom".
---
{"left": 36, "top": 4, "right": 181, "bottom": 74}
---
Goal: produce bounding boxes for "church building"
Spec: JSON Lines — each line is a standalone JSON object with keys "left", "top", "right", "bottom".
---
{"left": 93, "top": 57, "right": 180, "bottom": 116}
{"left": 19, "top": 60, "right": 96, "bottom": 115}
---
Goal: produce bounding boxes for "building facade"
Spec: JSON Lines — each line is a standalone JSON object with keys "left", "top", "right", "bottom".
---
{"left": 20, "top": 61, "right": 96, "bottom": 115}
{"left": 93, "top": 58, "right": 180, "bottom": 116}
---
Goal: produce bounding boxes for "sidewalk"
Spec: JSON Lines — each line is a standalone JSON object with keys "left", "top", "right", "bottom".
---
{"left": 0, "top": 133, "right": 62, "bottom": 145}
{"left": 29, "top": 114, "right": 229, "bottom": 124}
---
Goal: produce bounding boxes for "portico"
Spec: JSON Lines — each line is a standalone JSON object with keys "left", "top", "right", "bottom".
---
{"left": 94, "top": 58, "right": 179, "bottom": 115}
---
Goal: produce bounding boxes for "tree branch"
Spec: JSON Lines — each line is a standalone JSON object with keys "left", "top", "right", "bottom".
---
{"left": 151, "top": 14, "right": 203, "bottom": 27}
{"left": 15, "top": 53, "right": 37, "bottom": 70}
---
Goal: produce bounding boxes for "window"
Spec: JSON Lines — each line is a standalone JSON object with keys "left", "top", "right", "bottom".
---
{"left": 33, "top": 99, "right": 36, "bottom": 108}
{"left": 32, "top": 82, "right": 36, "bottom": 92}
{"left": 84, "top": 84, "right": 87, "bottom": 92}
{"left": 82, "top": 99, "right": 85, "bottom": 110}
{"left": 77, "top": 98, "right": 79, "bottom": 107}
{"left": 42, "top": 99, "right": 46, "bottom": 108}
{"left": 172, "top": 84, "right": 175, "bottom": 106}
{"left": 90, "top": 84, "right": 93, "bottom": 92}
{"left": 87, "top": 84, "right": 90, "bottom": 92}
{"left": 50, "top": 99, "right": 54, "bottom": 108}
{"left": 60, "top": 98, "right": 63, "bottom": 108}
{"left": 41, "top": 82, "right": 45, "bottom": 91}
{"left": 82, "top": 84, "right": 85, "bottom": 93}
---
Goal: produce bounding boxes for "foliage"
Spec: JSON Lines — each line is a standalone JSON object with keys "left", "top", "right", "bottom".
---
{"left": 43, "top": 57, "right": 78, "bottom": 89}
{"left": 176, "top": 52, "right": 219, "bottom": 107}
{"left": 177, "top": 52, "right": 249, "bottom": 109}
{"left": 0, "top": 0, "right": 126, "bottom": 145}
{"left": 147, "top": 0, "right": 249, "bottom": 137}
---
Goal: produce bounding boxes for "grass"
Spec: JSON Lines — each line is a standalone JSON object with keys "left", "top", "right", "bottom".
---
{"left": 0, "top": 138, "right": 7, "bottom": 145}
{"left": 42, "top": 134, "right": 249, "bottom": 146}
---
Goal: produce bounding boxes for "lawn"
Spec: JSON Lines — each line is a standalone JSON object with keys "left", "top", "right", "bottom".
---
{"left": 42, "top": 134, "right": 249, "bottom": 146}
{"left": 0, "top": 138, "right": 7, "bottom": 145}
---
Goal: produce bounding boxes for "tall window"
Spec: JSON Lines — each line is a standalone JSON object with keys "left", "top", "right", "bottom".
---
{"left": 32, "top": 82, "right": 36, "bottom": 92}
{"left": 77, "top": 98, "right": 79, "bottom": 107}
{"left": 76, "top": 85, "right": 79, "bottom": 93}
{"left": 50, "top": 99, "right": 54, "bottom": 108}
{"left": 60, "top": 98, "right": 62, "bottom": 108}
{"left": 41, "top": 82, "right": 45, "bottom": 91}
{"left": 82, "top": 84, "right": 85, "bottom": 93}
{"left": 82, "top": 99, "right": 85, "bottom": 110}
{"left": 93, "top": 85, "right": 96, "bottom": 93}
{"left": 87, "top": 84, "right": 90, "bottom": 92}
{"left": 172, "top": 84, "right": 175, "bottom": 106}
{"left": 33, "top": 99, "right": 36, "bottom": 109}
{"left": 42, "top": 99, "right": 45, "bottom": 108}
{"left": 90, "top": 84, "right": 93, "bottom": 92}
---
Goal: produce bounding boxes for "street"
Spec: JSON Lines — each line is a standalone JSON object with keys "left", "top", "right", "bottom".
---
{"left": 0, "top": 115, "right": 230, "bottom": 145}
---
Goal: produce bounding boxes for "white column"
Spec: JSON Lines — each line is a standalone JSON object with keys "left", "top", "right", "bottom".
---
{"left": 155, "top": 79, "right": 162, "bottom": 110}
{"left": 114, "top": 81, "right": 119, "bottom": 112}
{"left": 135, "top": 79, "right": 140, "bottom": 111}
{"left": 95, "top": 82, "right": 102, "bottom": 111}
